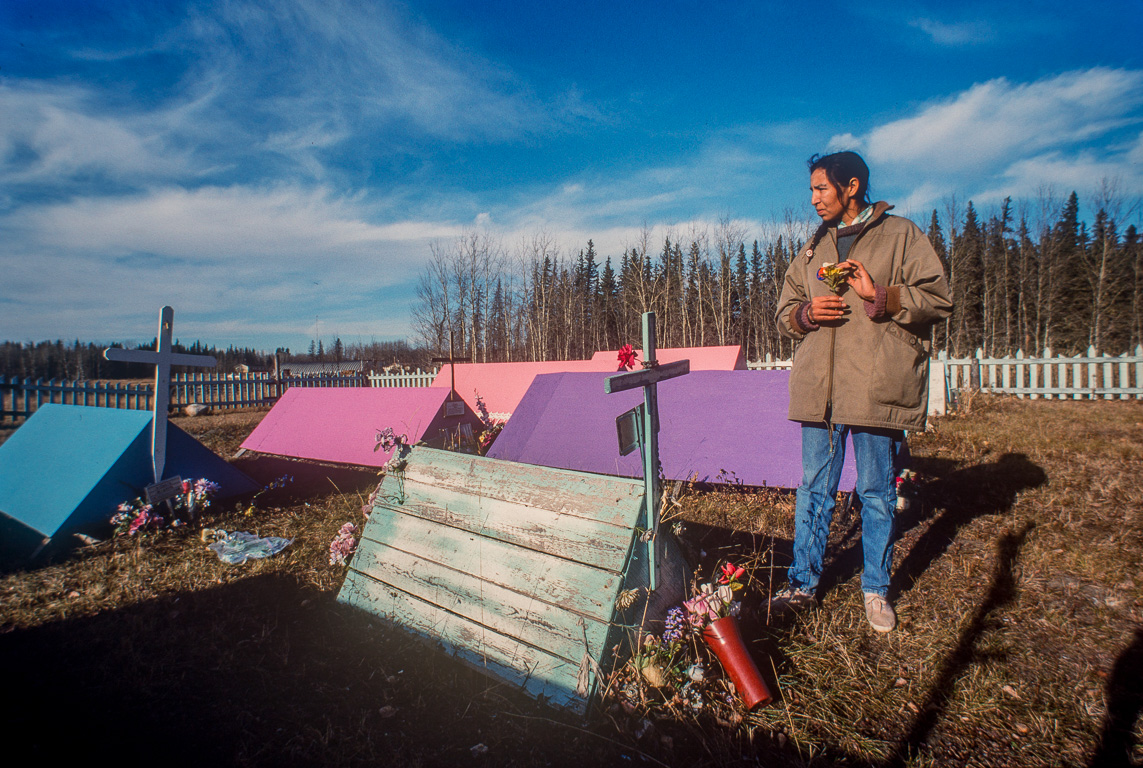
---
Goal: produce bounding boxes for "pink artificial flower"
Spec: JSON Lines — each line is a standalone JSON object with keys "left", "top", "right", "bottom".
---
{"left": 617, "top": 344, "right": 639, "bottom": 370}
{"left": 684, "top": 585, "right": 721, "bottom": 626}
{"left": 128, "top": 511, "right": 150, "bottom": 535}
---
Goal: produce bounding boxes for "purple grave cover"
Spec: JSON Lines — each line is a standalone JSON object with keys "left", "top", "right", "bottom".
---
{"left": 487, "top": 370, "right": 857, "bottom": 490}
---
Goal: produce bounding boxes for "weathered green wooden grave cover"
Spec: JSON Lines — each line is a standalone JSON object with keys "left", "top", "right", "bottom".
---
{"left": 338, "top": 446, "right": 684, "bottom": 714}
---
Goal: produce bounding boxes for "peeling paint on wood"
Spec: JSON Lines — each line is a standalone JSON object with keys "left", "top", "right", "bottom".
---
{"left": 337, "top": 446, "right": 686, "bottom": 715}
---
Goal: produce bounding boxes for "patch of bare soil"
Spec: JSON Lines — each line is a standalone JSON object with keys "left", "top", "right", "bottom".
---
{"left": 0, "top": 396, "right": 1140, "bottom": 766}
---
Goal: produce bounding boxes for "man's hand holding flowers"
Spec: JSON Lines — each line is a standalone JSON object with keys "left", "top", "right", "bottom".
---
{"left": 838, "top": 259, "right": 876, "bottom": 301}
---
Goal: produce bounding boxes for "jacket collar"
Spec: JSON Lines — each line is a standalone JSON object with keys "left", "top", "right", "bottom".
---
{"left": 803, "top": 201, "right": 894, "bottom": 261}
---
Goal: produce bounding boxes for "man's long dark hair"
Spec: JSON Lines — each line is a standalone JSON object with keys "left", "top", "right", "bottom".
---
{"left": 808, "top": 151, "right": 872, "bottom": 207}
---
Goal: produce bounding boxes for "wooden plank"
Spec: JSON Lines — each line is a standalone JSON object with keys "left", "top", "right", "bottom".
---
{"left": 401, "top": 448, "right": 645, "bottom": 529}
{"left": 361, "top": 504, "right": 623, "bottom": 622}
{"left": 387, "top": 475, "right": 634, "bottom": 572}
{"left": 604, "top": 359, "right": 690, "bottom": 392}
{"left": 350, "top": 536, "right": 612, "bottom": 665}
{"left": 340, "top": 569, "right": 593, "bottom": 713}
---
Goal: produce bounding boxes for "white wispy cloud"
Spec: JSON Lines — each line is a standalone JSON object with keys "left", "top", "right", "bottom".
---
{"left": 833, "top": 68, "right": 1143, "bottom": 210}
{"left": 908, "top": 17, "right": 995, "bottom": 45}
{"left": 862, "top": 68, "right": 1143, "bottom": 171}
{"left": 0, "top": 184, "right": 465, "bottom": 343}
{"left": 178, "top": 0, "right": 561, "bottom": 148}
{"left": 0, "top": 82, "right": 195, "bottom": 185}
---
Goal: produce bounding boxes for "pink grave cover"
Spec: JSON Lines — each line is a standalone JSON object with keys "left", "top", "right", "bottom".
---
{"left": 589, "top": 346, "right": 746, "bottom": 370}
{"left": 431, "top": 359, "right": 614, "bottom": 417}
{"left": 432, "top": 347, "right": 746, "bottom": 417}
{"left": 241, "top": 387, "right": 481, "bottom": 467}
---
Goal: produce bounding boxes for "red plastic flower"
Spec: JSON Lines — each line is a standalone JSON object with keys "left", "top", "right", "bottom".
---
{"left": 719, "top": 562, "right": 746, "bottom": 585}
{"left": 617, "top": 344, "right": 639, "bottom": 370}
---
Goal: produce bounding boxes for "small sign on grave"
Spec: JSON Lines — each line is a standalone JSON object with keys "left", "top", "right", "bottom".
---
{"left": 444, "top": 400, "right": 465, "bottom": 417}
{"left": 144, "top": 476, "right": 185, "bottom": 506}
{"left": 616, "top": 404, "right": 643, "bottom": 457}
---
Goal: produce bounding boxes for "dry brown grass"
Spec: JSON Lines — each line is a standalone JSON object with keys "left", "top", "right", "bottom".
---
{"left": 1, "top": 396, "right": 1140, "bottom": 766}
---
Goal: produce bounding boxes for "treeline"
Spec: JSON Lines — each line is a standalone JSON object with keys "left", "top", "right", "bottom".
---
{"left": 1, "top": 337, "right": 436, "bottom": 381}
{"left": 298, "top": 339, "right": 432, "bottom": 369}
{"left": 414, "top": 189, "right": 1141, "bottom": 362}
{"left": 0, "top": 339, "right": 275, "bottom": 381}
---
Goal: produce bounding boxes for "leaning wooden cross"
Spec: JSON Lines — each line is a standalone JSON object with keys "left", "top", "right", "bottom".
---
{"left": 103, "top": 306, "right": 216, "bottom": 485}
{"left": 605, "top": 311, "right": 689, "bottom": 591}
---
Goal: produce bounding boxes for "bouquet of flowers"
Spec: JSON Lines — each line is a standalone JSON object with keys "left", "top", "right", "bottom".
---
{"left": 613, "top": 561, "right": 767, "bottom": 718}
{"left": 816, "top": 261, "right": 853, "bottom": 293}
{"left": 474, "top": 393, "right": 506, "bottom": 455}
{"left": 329, "top": 522, "right": 358, "bottom": 566}
{"left": 374, "top": 426, "right": 410, "bottom": 472}
{"left": 681, "top": 562, "right": 745, "bottom": 629}
{"left": 109, "top": 477, "right": 220, "bottom": 536}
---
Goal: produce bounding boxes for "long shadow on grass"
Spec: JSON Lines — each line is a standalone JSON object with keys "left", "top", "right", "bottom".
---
{"left": 890, "top": 452, "right": 1045, "bottom": 600}
{"left": 815, "top": 453, "right": 1046, "bottom": 601}
{"left": 0, "top": 574, "right": 377, "bottom": 766}
{"left": 0, "top": 573, "right": 647, "bottom": 767}
{"left": 882, "top": 522, "right": 1032, "bottom": 768}
{"left": 1089, "top": 627, "right": 1143, "bottom": 768}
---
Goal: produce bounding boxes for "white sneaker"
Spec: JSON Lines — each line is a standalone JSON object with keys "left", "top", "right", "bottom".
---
{"left": 864, "top": 592, "right": 897, "bottom": 633}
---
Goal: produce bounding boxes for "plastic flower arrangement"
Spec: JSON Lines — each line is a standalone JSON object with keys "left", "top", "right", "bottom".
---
{"left": 475, "top": 393, "right": 491, "bottom": 424}
{"left": 329, "top": 522, "right": 358, "bottom": 566}
{"left": 617, "top": 344, "right": 639, "bottom": 370}
{"left": 611, "top": 561, "right": 753, "bottom": 719}
{"left": 109, "top": 477, "right": 220, "bottom": 536}
{"left": 474, "top": 392, "right": 506, "bottom": 455}
{"left": 816, "top": 261, "right": 853, "bottom": 293}
{"left": 682, "top": 561, "right": 745, "bottom": 629}
{"left": 240, "top": 474, "right": 293, "bottom": 516}
{"left": 374, "top": 426, "right": 410, "bottom": 472}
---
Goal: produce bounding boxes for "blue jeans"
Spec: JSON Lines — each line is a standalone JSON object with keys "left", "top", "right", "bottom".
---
{"left": 787, "top": 423, "right": 903, "bottom": 598}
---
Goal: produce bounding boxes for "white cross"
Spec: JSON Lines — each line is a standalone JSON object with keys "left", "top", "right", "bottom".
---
{"left": 104, "top": 306, "right": 217, "bottom": 483}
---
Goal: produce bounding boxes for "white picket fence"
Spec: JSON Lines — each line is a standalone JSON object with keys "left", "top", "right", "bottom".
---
{"left": 938, "top": 346, "right": 1143, "bottom": 400}
{"left": 749, "top": 346, "right": 1143, "bottom": 401}
{"left": 747, "top": 354, "right": 792, "bottom": 371}
{"left": 1, "top": 368, "right": 441, "bottom": 422}
{"left": 366, "top": 368, "right": 438, "bottom": 387}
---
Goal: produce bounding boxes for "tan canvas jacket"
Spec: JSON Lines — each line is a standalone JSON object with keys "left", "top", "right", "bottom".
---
{"left": 776, "top": 202, "right": 953, "bottom": 431}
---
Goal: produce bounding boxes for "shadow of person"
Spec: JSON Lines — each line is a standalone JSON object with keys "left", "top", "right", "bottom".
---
{"left": 890, "top": 452, "right": 1045, "bottom": 600}
{"left": 813, "top": 452, "right": 1045, "bottom": 601}
{"left": 1088, "top": 627, "right": 1143, "bottom": 768}
{"left": 882, "top": 523, "right": 1032, "bottom": 768}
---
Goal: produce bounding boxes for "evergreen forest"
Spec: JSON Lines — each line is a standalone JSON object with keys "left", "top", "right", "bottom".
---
{"left": 413, "top": 190, "right": 1141, "bottom": 363}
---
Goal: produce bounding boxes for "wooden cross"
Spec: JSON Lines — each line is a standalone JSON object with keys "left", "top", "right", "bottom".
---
{"left": 431, "top": 331, "right": 471, "bottom": 415}
{"left": 104, "top": 306, "right": 216, "bottom": 483}
{"left": 605, "top": 311, "right": 689, "bottom": 590}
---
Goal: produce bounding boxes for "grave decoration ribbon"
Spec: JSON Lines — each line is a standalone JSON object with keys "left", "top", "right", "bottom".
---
{"left": 617, "top": 344, "right": 639, "bottom": 371}
{"left": 816, "top": 261, "right": 853, "bottom": 294}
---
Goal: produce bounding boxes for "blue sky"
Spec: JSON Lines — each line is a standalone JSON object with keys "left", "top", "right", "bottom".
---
{"left": 2, "top": 0, "right": 1141, "bottom": 352}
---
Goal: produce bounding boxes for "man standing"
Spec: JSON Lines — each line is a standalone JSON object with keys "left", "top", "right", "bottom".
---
{"left": 772, "top": 151, "right": 952, "bottom": 632}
